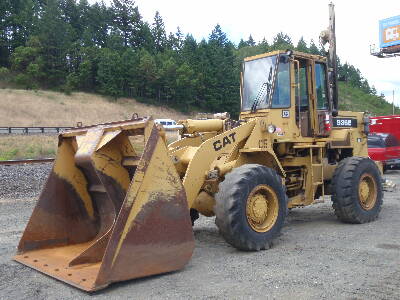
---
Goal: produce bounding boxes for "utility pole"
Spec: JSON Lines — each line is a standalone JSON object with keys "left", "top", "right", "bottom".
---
{"left": 393, "top": 90, "right": 395, "bottom": 115}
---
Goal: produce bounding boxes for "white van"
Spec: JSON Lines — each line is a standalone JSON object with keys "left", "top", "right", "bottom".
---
{"left": 154, "top": 119, "right": 182, "bottom": 130}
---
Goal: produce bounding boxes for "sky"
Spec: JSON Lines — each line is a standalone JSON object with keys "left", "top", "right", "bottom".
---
{"left": 99, "top": 0, "right": 400, "bottom": 106}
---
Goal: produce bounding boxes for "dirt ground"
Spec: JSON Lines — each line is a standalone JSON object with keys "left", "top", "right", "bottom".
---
{"left": 0, "top": 165, "right": 399, "bottom": 300}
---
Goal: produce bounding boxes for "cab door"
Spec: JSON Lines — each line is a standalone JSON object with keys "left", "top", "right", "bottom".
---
{"left": 295, "top": 58, "right": 314, "bottom": 137}
{"left": 312, "top": 61, "right": 331, "bottom": 137}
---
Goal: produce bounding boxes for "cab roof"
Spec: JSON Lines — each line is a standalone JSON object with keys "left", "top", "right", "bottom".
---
{"left": 244, "top": 50, "right": 327, "bottom": 63}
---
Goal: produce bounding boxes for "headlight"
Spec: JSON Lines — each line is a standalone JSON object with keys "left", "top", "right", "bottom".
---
{"left": 267, "top": 124, "right": 276, "bottom": 133}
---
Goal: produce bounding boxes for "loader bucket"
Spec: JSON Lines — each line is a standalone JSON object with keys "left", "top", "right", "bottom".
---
{"left": 14, "top": 118, "right": 195, "bottom": 291}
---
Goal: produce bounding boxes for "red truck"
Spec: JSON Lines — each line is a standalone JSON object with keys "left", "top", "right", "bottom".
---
{"left": 368, "top": 115, "right": 400, "bottom": 171}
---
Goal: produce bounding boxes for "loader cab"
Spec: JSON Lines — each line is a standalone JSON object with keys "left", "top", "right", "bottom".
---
{"left": 240, "top": 51, "right": 332, "bottom": 138}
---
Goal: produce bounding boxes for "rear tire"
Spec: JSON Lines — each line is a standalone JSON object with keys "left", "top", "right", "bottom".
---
{"left": 215, "top": 164, "right": 287, "bottom": 251}
{"left": 331, "top": 157, "right": 383, "bottom": 223}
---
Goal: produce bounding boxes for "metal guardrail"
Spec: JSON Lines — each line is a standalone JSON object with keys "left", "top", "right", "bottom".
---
{"left": 0, "top": 127, "right": 72, "bottom": 134}
{"left": 0, "top": 158, "right": 55, "bottom": 165}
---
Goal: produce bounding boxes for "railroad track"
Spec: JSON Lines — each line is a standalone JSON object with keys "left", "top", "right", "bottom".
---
{"left": 0, "top": 158, "right": 55, "bottom": 165}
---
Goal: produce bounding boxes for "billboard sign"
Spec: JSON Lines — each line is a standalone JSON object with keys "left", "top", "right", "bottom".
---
{"left": 379, "top": 15, "right": 400, "bottom": 48}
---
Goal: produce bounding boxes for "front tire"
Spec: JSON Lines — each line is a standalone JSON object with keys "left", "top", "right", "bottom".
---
{"left": 215, "top": 164, "right": 287, "bottom": 251}
{"left": 331, "top": 157, "right": 383, "bottom": 223}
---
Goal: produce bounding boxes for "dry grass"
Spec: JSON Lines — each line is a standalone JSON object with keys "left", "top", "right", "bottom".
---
{"left": 0, "top": 88, "right": 188, "bottom": 126}
{"left": 0, "top": 131, "right": 179, "bottom": 160}
{"left": 0, "top": 135, "right": 57, "bottom": 160}
{"left": 0, "top": 88, "right": 185, "bottom": 160}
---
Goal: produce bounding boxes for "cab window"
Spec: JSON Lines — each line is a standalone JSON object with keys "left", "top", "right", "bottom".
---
{"left": 271, "top": 61, "right": 290, "bottom": 108}
{"left": 295, "top": 61, "right": 309, "bottom": 108}
{"left": 315, "top": 63, "right": 328, "bottom": 109}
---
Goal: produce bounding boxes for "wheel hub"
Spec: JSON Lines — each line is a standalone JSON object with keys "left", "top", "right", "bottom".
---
{"left": 246, "top": 185, "right": 279, "bottom": 232}
{"left": 358, "top": 173, "right": 377, "bottom": 210}
{"left": 249, "top": 194, "right": 268, "bottom": 223}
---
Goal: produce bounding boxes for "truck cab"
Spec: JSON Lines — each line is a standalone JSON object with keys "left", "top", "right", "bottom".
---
{"left": 239, "top": 50, "right": 333, "bottom": 141}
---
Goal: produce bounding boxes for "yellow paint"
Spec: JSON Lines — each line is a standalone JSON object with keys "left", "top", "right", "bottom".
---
{"left": 112, "top": 127, "right": 183, "bottom": 266}
{"left": 92, "top": 147, "right": 130, "bottom": 191}
{"left": 92, "top": 134, "right": 135, "bottom": 191}
{"left": 96, "top": 130, "right": 121, "bottom": 150}
{"left": 183, "top": 120, "right": 256, "bottom": 207}
{"left": 75, "top": 127, "right": 104, "bottom": 159}
{"left": 53, "top": 138, "right": 94, "bottom": 219}
{"left": 244, "top": 50, "right": 282, "bottom": 62}
{"left": 179, "top": 119, "right": 224, "bottom": 134}
{"left": 168, "top": 132, "right": 217, "bottom": 150}
{"left": 246, "top": 184, "right": 279, "bottom": 232}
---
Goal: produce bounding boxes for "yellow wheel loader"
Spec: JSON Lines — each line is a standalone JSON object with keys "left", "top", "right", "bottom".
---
{"left": 14, "top": 3, "right": 383, "bottom": 291}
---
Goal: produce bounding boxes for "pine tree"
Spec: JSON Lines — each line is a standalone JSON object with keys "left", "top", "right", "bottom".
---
{"left": 309, "top": 39, "right": 321, "bottom": 55}
{"left": 137, "top": 48, "right": 157, "bottom": 97}
{"left": 176, "top": 62, "right": 197, "bottom": 110}
{"left": 151, "top": 11, "right": 167, "bottom": 53}
{"left": 97, "top": 48, "right": 123, "bottom": 97}
{"left": 209, "top": 24, "right": 228, "bottom": 47}
{"left": 82, "top": 1, "right": 111, "bottom": 47}
{"left": 167, "top": 27, "right": 184, "bottom": 51}
{"left": 37, "top": 0, "right": 72, "bottom": 86}
{"left": 181, "top": 34, "right": 198, "bottom": 65}
{"left": 238, "top": 39, "right": 247, "bottom": 49}
{"left": 272, "top": 32, "right": 293, "bottom": 50}
{"left": 0, "top": 0, "right": 39, "bottom": 67}
{"left": 137, "top": 22, "right": 155, "bottom": 51}
{"left": 259, "top": 37, "right": 270, "bottom": 52}
{"left": 60, "top": 0, "right": 82, "bottom": 41}
{"left": 205, "top": 25, "right": 239, "bottom": 114}
{"left": 296, "top": 37, "right": 309, "bottom": 53}
{"left": 247, "top": 35, "right": 255, "bottom": 46}
{"left": 157, "top": 53, "right": 178, "bottom": 102}
{"left": 111, "top": 0, "right": 142, "bottom": 47}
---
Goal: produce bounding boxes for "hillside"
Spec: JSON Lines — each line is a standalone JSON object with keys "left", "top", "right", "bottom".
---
{"left": 338, "top": 82, "right": 400, "bottom": 116}
{"left": 0, "top": 89, "right": 188, "bottom": 127}
{"left": 0, "top": 89, "right": 188, "bottom": 160}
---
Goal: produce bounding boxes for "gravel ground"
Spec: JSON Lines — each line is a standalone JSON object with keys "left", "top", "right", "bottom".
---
{"left": 0, "top": 164, "right": 52, "bottom": 199}
{"left": 0, "top": 164, "right": 399, "bottom": 300}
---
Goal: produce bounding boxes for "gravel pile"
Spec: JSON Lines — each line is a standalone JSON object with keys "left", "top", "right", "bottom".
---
{"left": 0, "top": 163, "right": 52, "bottom": 199}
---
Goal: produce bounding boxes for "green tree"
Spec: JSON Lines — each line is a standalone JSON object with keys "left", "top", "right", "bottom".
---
{"left": 37, "top": 0, "right": 72, "bottom": 86}
{"left": 111, "top": 0, "right": 142, "bottom": 47}
{"left": 11, "top": 36, "right": 45, "bottom": 88}
{"left": 176, "top": 62, "right": 197, "bottom": 110}
{"left": 66, "top": 46, "right": 100, "bottom": 91}
{"left": 272, "top": 32, "right": 293, "bottom": 50}
{"left": 238, "top": 39, "right": 247, "bottom": 49}
{"left": 82, "top": 2, "right": 110, "bottom": 47}
{"left": 181, "top": 34, "right": 198, "bottom": 65}
{"left": 296, "top": 37, "right": 309, "bottom": 53}
{"left": 0, "top": 0, "right": 39, "bottom": 67}
{"left": 137, "top": 22, "right": 154, "bottom": 51}
{"left": 97, "top": 48, "right": 123, "bottom": 97}
{"left": 166, "top": 27, "right": 184, "bottom": 51}
{"left": 309, "top": 39, "right": 321, "bottom": 55}
{"left": 151, "top": 11, "right": 167, "bottom": 53}
{"left": 247, "top": 35, "right": 255, "bottom": 46}
{"left": 157, "top": 53, "right": 178, "bottom": 102}
{"left": 203, "top": 25, "right": 239, "bottom": 114}
{"left": 137, "top": 48, "right": 157, "bottom": 97}
{"left": 121, "top": 48, "right": 140, "bottom": 96}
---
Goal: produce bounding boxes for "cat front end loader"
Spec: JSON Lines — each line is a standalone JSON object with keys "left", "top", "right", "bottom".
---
{"left": 14, "top": 3, "right": 383, "bottom": 292}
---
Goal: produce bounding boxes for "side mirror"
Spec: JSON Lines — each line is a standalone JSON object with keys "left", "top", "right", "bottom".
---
{"left": 279, "top": 49, "right": 293, "bottom": 64}
{"left": 279, "top": 54, "right": 290, "bottom": 64}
